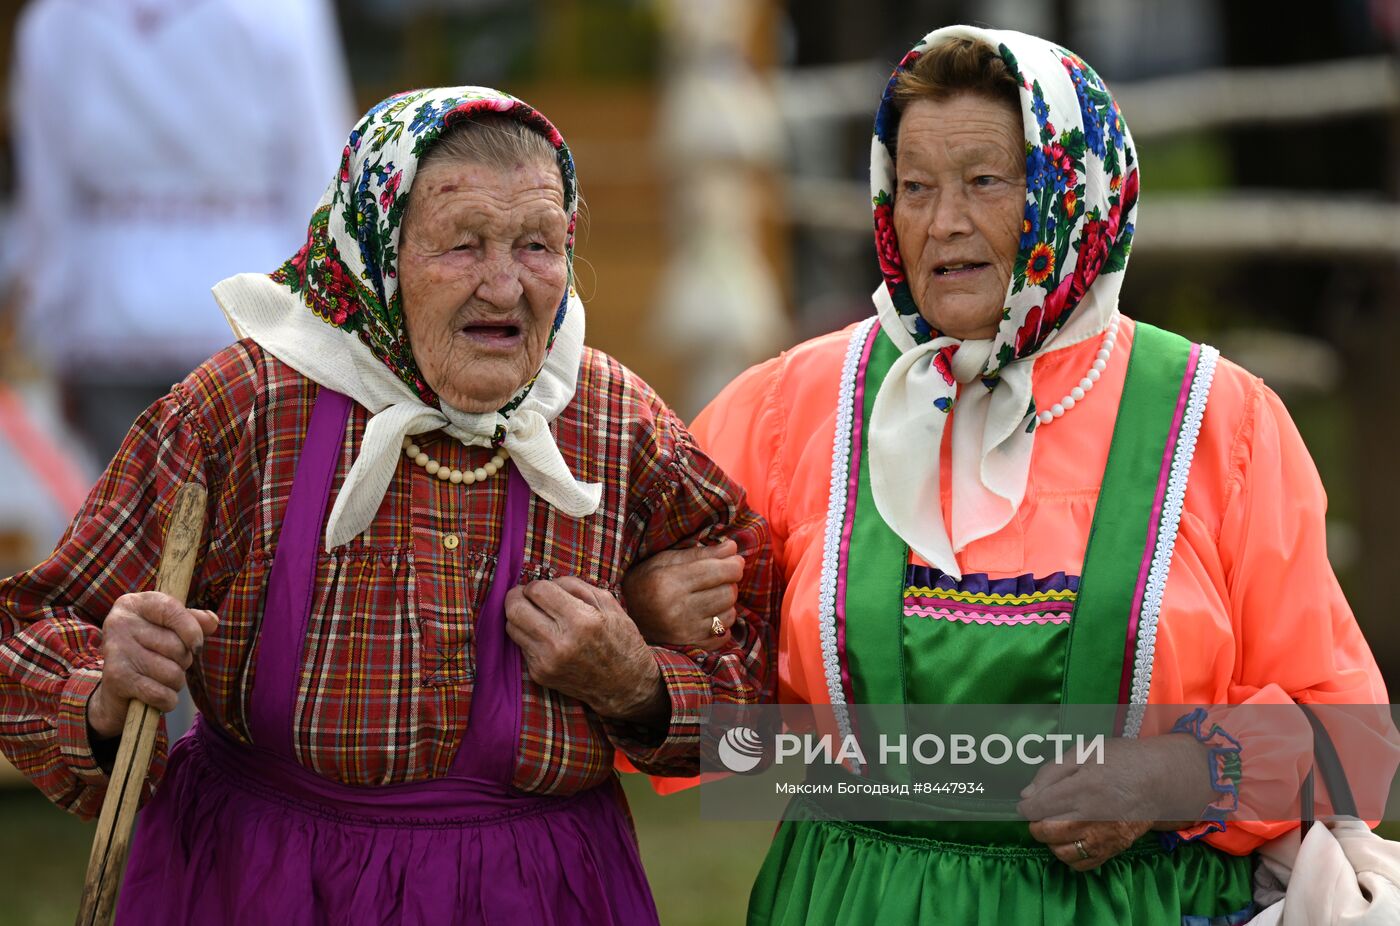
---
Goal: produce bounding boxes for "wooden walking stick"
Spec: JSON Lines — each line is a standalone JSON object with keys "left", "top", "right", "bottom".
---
{"left": 75, "top": 483, "right": 208, "bottom": 926}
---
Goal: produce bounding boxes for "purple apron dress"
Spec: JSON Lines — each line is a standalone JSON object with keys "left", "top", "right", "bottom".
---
{"left": 115, "top": 389, "right": 661, "bottom": 925}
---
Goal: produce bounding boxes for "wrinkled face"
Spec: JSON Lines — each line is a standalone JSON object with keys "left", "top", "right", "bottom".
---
{"left": 399, "top": 157, "right": 569, "bottom": 413}
{"left": 894, "top": 94, "right": 1026, "bottom": 340}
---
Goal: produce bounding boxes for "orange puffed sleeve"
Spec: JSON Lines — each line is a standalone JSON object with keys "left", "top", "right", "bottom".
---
{"left": 690, "top": 355, "right": 791, "bottom": 562}
{"left": 1183, "top": 381, "right": 1394, "bottom": 854}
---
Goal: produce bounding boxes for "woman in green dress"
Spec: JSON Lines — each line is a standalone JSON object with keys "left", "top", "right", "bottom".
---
{"left": 625, "top": 25, "right": 1391, "bottom": 925}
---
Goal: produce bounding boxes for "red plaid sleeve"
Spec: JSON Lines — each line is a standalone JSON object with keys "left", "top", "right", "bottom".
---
{"left": 0, "top": 345, "right": 255, "bottom": 817}
{"left": 606, "top": 409, "right": 779, "bottom": 776}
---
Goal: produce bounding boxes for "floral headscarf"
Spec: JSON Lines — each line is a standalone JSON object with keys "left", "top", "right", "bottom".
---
{"left": 272, "top": 88, "right": 579, "bottom": 419}
{"left": 866, "top": 26, "right": 1139, "bottom": 578}
{"left": 214, "top": 87, "right": 601, "bottom": 549}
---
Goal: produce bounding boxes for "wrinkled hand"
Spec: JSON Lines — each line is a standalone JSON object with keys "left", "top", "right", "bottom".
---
{"left": 622, "top": 540, "right": 744, "bottom": 651}
{"left": 1017, "top": 734, "right": 1214, "bottom": 871}
{"left": 88, "top": 591, "right": 219, "bottom": 740}
{"left": 505, "top": 576, "right": 668, "bottom": 725}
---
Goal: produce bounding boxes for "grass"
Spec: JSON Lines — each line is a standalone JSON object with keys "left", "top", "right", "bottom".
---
{"left": 0, "top": 787, "right": 92, "bottom": 926}
{"left": 623, "top": 775, "right": 773, "bottom": 925}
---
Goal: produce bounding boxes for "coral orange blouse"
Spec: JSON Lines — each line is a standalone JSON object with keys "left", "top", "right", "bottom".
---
{"left": 689, "top": 315, "right": 1389, "bottom": 855}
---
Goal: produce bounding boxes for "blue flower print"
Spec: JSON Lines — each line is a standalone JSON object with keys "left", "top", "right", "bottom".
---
{"left": 1031, "top": 84, "right": 1050, "bottom": 127}
{"left": 1026, "top": 147, "right": 1052, "bottom": 193}
{"left": 1020, "top": 202, "right": 1041, "bottom": 249}
{"left": 409, "top": 101, "right": 444, "bottom": 134}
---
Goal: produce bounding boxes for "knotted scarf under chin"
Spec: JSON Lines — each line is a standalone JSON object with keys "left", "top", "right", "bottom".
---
{"left": 214, "top": 272, "right": 601, "bottom": 551}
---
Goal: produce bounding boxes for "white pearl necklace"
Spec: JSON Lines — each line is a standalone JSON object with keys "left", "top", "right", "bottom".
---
{"left": 1035, "top": 312, "right": 1120, "bottom": 427}
{"left": 402, "top": 436, "right": 509, "bottom": 485}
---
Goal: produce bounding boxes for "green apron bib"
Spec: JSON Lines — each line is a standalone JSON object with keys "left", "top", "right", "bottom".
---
{"left": 749, "top": 319, "right": 1254, "bottom": 926}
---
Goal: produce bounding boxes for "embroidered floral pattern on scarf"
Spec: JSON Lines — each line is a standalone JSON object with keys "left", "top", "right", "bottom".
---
{"left": 864, "top": 27, "right": 1141, "bottom": 578}
{"left": 871, "top": 32, "right": 1139, "bottom": 378}
{"left": 271, "top": 88, "right": 579, "bottom": 416}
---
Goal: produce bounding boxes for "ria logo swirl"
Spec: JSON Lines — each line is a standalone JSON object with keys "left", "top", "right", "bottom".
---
{"left": 717, "top": 725, "right": 766, "bottom": 773}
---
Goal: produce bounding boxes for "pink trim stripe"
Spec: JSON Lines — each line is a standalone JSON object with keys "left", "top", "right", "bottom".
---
{"left": 834, "top": 324, "right": 879, "bottom": 709}
{"left": 903, "top": 596, "right": 1073, "bottom": 617}
{"left": 1117, "top": 343, "right": 1200, "bottom": 705}
{"left": 904, "top": 606, "right": 1070, "bottom": 626}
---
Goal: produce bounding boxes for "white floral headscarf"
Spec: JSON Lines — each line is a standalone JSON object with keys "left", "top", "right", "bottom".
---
{"left": 214, "top": 87, "right": 601, "bottom": 549}
{"left": 866, "top": 26, "right": 1140, "bottom": 577}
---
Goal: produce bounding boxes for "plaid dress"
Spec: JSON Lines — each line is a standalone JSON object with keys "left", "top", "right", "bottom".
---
{"left": 0, "top": 340, "right": 777, "bottom": 817}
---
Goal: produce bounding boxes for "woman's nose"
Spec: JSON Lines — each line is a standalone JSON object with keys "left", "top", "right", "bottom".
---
{"left": 475, "top": 251, "right": 525, "bottom": 307}
{"left": 928, "top": 189, "right": 974, "bottom": 240}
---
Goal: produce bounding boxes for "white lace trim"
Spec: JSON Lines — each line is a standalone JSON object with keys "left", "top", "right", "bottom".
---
{"left": 817, "top": 318, "right": 877, "bottom": 743}
{"left": 1124, "top": 345, "right": 1219, "bottom": 737}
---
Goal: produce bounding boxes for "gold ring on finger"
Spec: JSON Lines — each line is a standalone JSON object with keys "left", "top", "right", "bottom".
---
{"left": 710, "top": 616, "right": 727, "bottom": 637}
{"left": 1074, "top": 839, "right": 1090, "bottom": 861}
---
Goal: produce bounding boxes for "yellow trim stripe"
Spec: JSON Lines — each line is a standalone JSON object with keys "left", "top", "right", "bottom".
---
{"left": 902, "top": 588, "right": 1078, "bottom": 605}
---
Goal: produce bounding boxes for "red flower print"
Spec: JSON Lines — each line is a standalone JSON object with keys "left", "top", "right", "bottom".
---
{"left": 1107, "top": 169, "right": 1139, "bottom": 238}
{"left": 1049, "top": 217, "right": 1109, "bottom": 325}
{"left": 899, "top": 49, "right": 924, "bottom": 70}
{"left": 1015, "top": 305, "right": 1046, "bottom": 355}
{"left": 934, "top": 344, "right": 957, "bottom": 387}
{"left": 378, "top": 169, "right": 404, "bottom": 211}
{"left": 1122, "top": 168, "right": 1140, "bottom": 211}
{"left": 874, "top": 200, "right": 905, "bottom": 285}
{"left": 316, "top": 258, "right": 360, "bottom": 327}
{"left": 289, "top": 242, "right": 310, "bottom": 276}
{"left": 1063, "top": 190, "right": 1077, "bottom": 216}
{"left": 1042, "top": 275, "right": 1074, "bottom": 329}
{"left": 1080, "top": 221, "right": 1110, "bottom": 282}
{"left": 1026, "top": 242, "right": 1055, "bottom": 286}
{"left": 339, "top": 146, "right": 351, "bottom": 183}
{"left": 1110, "top": 173, "right": 1123, "bottom": 192}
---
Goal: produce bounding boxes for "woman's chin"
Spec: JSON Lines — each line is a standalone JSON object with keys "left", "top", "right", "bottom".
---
{"left": 441, "top": 386, "right": 522, "bottom": 414}
{"left": 421, "top": 345, "right": 543, "bottom": 413}
{"left": 916, "top": 302, "right": 1005, "bottom": 341}
{"left": 434, "top": 365, "right": 530, "bottom": 413}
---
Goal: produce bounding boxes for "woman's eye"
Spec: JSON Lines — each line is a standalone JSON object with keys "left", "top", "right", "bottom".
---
{"left": 973, "top": 175, "right": 1000, "bottom": 187}
{"left": 524, "top": 242, "right": 548, "bottom": 253}
{"left": 451, "top": 242, "right": 476, "bottom": 252}
{"left": 902, "top": 180, "right": 925, "bottom": 193}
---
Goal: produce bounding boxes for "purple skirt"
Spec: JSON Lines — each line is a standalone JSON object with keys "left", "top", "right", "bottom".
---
{"left": 115, "top": 723, "right": 660, "bottom": 926}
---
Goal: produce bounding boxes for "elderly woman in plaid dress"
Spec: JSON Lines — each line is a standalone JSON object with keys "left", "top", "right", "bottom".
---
{"left": 0, "top": 88, "right": 775, "bottom": 924}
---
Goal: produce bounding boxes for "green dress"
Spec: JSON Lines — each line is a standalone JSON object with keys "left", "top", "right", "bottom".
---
{"left": 747, "top": 322, "right": 1254, "bottom": 925}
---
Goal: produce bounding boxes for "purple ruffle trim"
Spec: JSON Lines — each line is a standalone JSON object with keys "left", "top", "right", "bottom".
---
{"left": 1161, "top": 708, "right": 1242, "bottom": 849}
{"left": 904, "top": 566, "right": 1080, "bottom": 597}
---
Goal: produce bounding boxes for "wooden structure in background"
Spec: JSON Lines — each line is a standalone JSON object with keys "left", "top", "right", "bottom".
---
{"left": 513, "top": 83, "right": 680, "bottom": 402}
